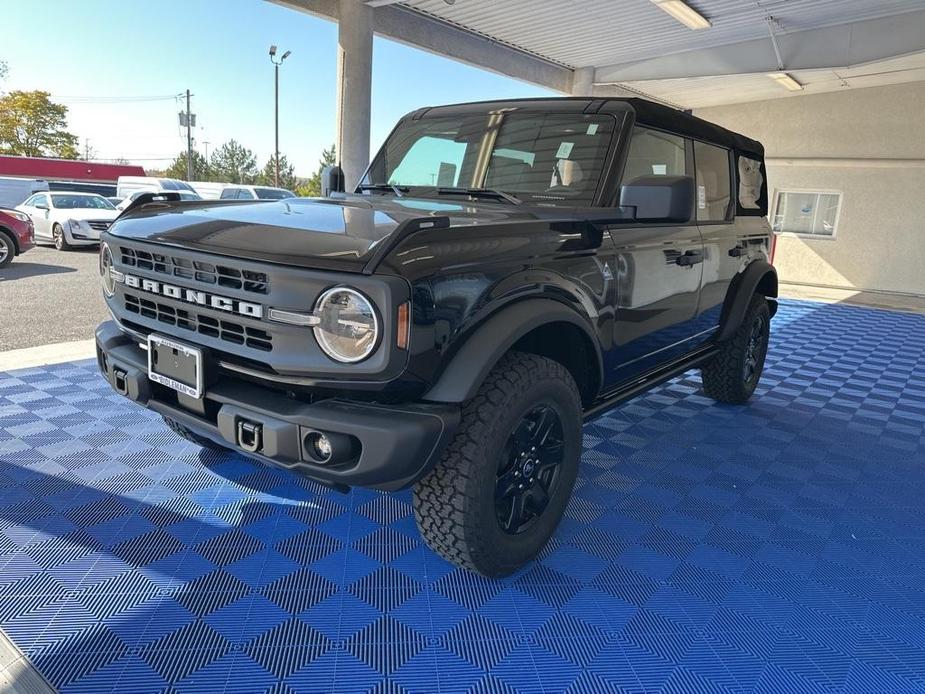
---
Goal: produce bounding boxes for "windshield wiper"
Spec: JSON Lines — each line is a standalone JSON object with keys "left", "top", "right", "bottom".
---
{"left": 357, "top": 183, "right": 407, "bottom": 197}
{"left": 437, "top": 187, "right": 522, "bottom": 205}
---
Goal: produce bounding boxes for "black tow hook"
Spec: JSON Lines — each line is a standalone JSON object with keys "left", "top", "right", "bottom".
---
{"left": 113, "top": 368, "right": 129, "bottom": 396}
{"left": 236, "top": 420, "right": 263, "bottom": 453}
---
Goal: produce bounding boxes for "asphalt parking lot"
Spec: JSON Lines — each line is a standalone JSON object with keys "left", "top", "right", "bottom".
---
{"left": 0, "top": 244, "right": 109, "bottom": 351}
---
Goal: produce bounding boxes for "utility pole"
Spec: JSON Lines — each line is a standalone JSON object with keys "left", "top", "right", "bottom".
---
{"left": 269, "top": 46, "right": 291, "bottom": 187}
{"left": 185, "top": 89, "right": 193, "bottom": 181}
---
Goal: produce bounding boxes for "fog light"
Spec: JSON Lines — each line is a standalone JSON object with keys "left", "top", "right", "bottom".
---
{"left": 305, "top": 431, "right": 332, "bottom": 463}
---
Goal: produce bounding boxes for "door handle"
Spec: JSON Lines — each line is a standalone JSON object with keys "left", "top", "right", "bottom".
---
{"left": 676, "top": 250, "right": 703, "bottom": 266}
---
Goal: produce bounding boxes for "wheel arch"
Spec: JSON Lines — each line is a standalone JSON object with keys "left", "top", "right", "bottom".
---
{"left": 716, "top": 260, "right": 778, "bottom": 342}
{"left": 422, "top": 298, "right": 604, "bottom": 406}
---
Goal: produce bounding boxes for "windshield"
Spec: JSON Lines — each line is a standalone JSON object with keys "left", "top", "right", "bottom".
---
{"left": 51, "top": 194, "right": 115, "bottom": 210}
{"left": 365, "top": 112, "right": 616, "bottom": 205}
{"left": 254, "top": 187, "right": 294, "bottom": 200}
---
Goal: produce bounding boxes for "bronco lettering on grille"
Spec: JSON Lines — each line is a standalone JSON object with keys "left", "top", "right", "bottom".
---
{"left": 115, "top": 272, "right": 264, "bottom": 319}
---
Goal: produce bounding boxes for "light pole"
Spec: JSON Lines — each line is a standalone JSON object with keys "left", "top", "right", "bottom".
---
{"left": 269, "top": 45, "right": 291, "bottom": 188}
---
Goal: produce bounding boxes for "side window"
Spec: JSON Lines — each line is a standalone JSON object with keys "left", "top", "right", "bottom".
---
{"left": 220, "top": 188, "right": 238, "bottom": 199}
{"left": 238, "top": 189, "right": 255, "bottom": 199}
{"left": 622, "top": 127, "right": 686, "bottom": 182}
{"left": 694, "top": 141, "right": 732, "bottom": 222}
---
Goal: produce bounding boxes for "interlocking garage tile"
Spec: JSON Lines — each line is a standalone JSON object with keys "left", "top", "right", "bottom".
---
{"left": 0, "top": 300, "right": 924, "bottom": 692}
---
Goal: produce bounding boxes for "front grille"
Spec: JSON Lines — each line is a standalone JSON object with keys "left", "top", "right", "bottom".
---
{"left": 88, "top": 221, "right": 112, "bottom": 232}
{"left": 119, "top": 246, "right": 269, "bottom": 294}
{"left": 124, "top": 292, "right": 273, "bottom": 352}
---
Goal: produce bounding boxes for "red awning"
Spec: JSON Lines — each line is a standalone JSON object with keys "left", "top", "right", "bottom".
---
{"left": 0, "top": 156, "right": 145, "bottom": 183}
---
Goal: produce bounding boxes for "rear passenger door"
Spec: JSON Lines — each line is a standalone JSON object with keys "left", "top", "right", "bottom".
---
{"left": 607, "top": 127, "right": 705, "bottom": 382}
{"left": 690, "top": 140, "right": 739, "bottom": 339}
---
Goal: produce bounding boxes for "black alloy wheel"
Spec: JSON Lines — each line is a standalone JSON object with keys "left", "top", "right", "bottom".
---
{"left": 495, "top": 404, "right": 565, "bottom": 534}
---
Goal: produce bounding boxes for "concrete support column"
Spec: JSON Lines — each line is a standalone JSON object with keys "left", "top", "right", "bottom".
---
{"left": 335, "top": 0, "right": 374, "bottom": 190}
{"left": 569, "top": 66, "right": 595, "bottom": 96}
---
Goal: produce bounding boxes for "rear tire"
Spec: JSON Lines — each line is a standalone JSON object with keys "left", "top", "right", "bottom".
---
{"left": 701, "top": 294, "right": 770, "bottom": 404}
{"left": 162, "top": 415, "right": 229, "bottom": 452}
{"left": 413, "top": 352, "right": 583, "bottom": 577}
{"left": 0, "top": 231, "right": 14, "bottom": 268}
{"left": 52, "top": 224, "right": 72, "bottom": 251}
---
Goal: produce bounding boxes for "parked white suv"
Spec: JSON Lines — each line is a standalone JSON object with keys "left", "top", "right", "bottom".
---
{"left": 218, "top": 185, "right": 295, "bottom": 200}
{"left": 16, "top": 192, "right": 118, "bottom": 250}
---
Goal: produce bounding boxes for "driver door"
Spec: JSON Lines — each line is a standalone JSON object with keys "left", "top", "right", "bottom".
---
{"left": 607, "top": 127, "right": 704, "bottom": 383}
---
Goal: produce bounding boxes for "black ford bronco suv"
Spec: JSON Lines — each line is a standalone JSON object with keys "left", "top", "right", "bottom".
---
{"left": 95, "top": 97, "right": 776, "bottom": 577}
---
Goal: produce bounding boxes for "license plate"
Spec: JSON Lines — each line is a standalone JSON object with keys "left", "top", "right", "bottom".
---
{"left": 147, "top": 334, "right": 203, "bottom": 399}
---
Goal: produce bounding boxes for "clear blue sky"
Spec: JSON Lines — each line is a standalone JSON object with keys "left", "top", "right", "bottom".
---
{"left": 1, "top": 0, "right": 553, "bottom": 177}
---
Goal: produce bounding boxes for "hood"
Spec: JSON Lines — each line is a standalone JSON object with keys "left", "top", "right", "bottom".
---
{"left": 106, "top": 195, "right": 541, "bottom": 273}
{"left": 55, "top": 208, "right": 120, "bottom": 222}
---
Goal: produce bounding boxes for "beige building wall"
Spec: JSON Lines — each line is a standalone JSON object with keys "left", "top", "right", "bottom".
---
{"left": 696, "top": 83, "right": 925, "bottom": 297}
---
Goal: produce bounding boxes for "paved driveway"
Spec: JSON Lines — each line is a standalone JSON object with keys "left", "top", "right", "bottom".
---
{"left": 0, "top": 245, "right": 109, "bottom": 351}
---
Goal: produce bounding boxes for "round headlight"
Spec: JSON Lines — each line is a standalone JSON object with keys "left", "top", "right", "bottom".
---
{"left": 313, "top": 287, "right": 379, "bottom": 363}
{"left": 100, "top": 242, "right": 115, "bottom": 297}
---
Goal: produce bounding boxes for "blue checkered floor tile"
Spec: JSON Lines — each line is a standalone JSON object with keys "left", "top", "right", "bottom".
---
{"left": 1, "top": 300, "right": 924, "bottom": 693}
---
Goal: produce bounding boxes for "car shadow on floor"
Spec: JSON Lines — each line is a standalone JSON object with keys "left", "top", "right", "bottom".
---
{"left": 0, "top": 262, "right": 77, "bottom": 280}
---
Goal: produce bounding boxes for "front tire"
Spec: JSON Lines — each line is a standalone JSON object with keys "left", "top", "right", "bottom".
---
{"left": 52, "top": 224, "right": 72, "bottom": 251}
{"left": 701, "top": 294, "right": 770, "bottom": 404}
{"left": 162, "top": 415, "right": 229, "bottom": 452}
{"left": 413, "top": 352, "right": 583, "bottom": 577}
{"left": 0, "top": 231, "right": 13, "bottom": 268}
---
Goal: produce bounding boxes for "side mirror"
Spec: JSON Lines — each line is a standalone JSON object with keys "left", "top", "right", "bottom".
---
{"left": 320, "top": 166, "right": 345, "bottom": 197}
{"left": 35, "top": 202, "right": 48, "bottom": 210}
{"left": 619, "top": 175, "right": 694, "bottom": 224}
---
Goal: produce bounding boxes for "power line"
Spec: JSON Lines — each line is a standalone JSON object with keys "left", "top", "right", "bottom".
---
{"left": 51, "top": 94, "right": 179, "bottom": 104}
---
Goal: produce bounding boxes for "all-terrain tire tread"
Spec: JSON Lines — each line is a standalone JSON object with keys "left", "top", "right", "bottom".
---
{"left": 413, "top": 351, "right": 580, "bottom": 575}
{"left": 701, "top": 294, "right": 769, "bottom": 404}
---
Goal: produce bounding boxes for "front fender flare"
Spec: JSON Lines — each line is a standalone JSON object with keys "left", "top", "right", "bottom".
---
{"left": 716, "top": 260, "right": 778, "bottom": 342}
{"left": 423, "top": 298, "right": 603, "bottom": 404}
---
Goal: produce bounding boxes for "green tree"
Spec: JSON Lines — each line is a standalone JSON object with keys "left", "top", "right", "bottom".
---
{"left": 164, "top": 150, "right": 212, "bottom": 181}
{"left": 299, "top": 143, "right": 337, "bottom": 197}
{"left": 0, "top": 90, "right": 79, "bottom": 158}
{"left": 210, "top": 139, "right": 257, "bottom": 184}
{"left": 258, "top": 153, "right": 297, "bottom": 190}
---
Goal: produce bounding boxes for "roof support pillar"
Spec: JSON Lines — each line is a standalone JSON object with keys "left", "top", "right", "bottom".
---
{"left": 570, "top": 67, "right": 595, "bottom": 95}
{"left": 335, "top": 0, "right": 373, "bottom": 190}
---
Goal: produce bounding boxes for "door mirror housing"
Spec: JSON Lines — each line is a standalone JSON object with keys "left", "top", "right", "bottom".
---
{"left": 320, "top": 166, "right": 345, "bottom": 197}
{"left": 619, "top": 175, "right": 694, "bottom": 224}
{"left": 35, "top": 202, "right": 48, "bottom": 210}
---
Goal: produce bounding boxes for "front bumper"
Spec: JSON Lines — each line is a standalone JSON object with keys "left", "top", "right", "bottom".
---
{"left": 95, "top": 321, "right": 460, "bottom": 491}
{"left": 65, "top": 224, "right": 102, "bottom": 245}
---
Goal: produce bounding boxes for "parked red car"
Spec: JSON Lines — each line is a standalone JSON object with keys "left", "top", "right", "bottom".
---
{"left": 0, "top": 207, "right": 34, "bottom": 268}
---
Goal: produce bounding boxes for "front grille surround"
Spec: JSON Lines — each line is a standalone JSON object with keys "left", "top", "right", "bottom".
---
{"left": 105, "top": 236, "right": 408, "bottom": 381}
{"left": 88, "top": 221, "right": 112, "bottom": 232}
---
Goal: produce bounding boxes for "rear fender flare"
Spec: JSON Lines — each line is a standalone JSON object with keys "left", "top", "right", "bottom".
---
{"left": 716, "top": 260, "right": 778, "bottom": 342}
{"left": 423, "top": 298, "right": 603, "bottom": 403}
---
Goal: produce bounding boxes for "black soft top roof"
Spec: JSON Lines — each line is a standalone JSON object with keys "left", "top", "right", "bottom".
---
{"left": 622, "top": 98, "right": 764, "bottom": 158}
{"left": 412, "top": 96, "right": 764, "bottom": 159}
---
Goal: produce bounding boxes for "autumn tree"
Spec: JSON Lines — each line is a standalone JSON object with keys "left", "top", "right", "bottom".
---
{"left": 0, "top": 90, "right": 79, "bottom": 158}
{"left": 210, "top": 140, "right": 257, "bottom": 184}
